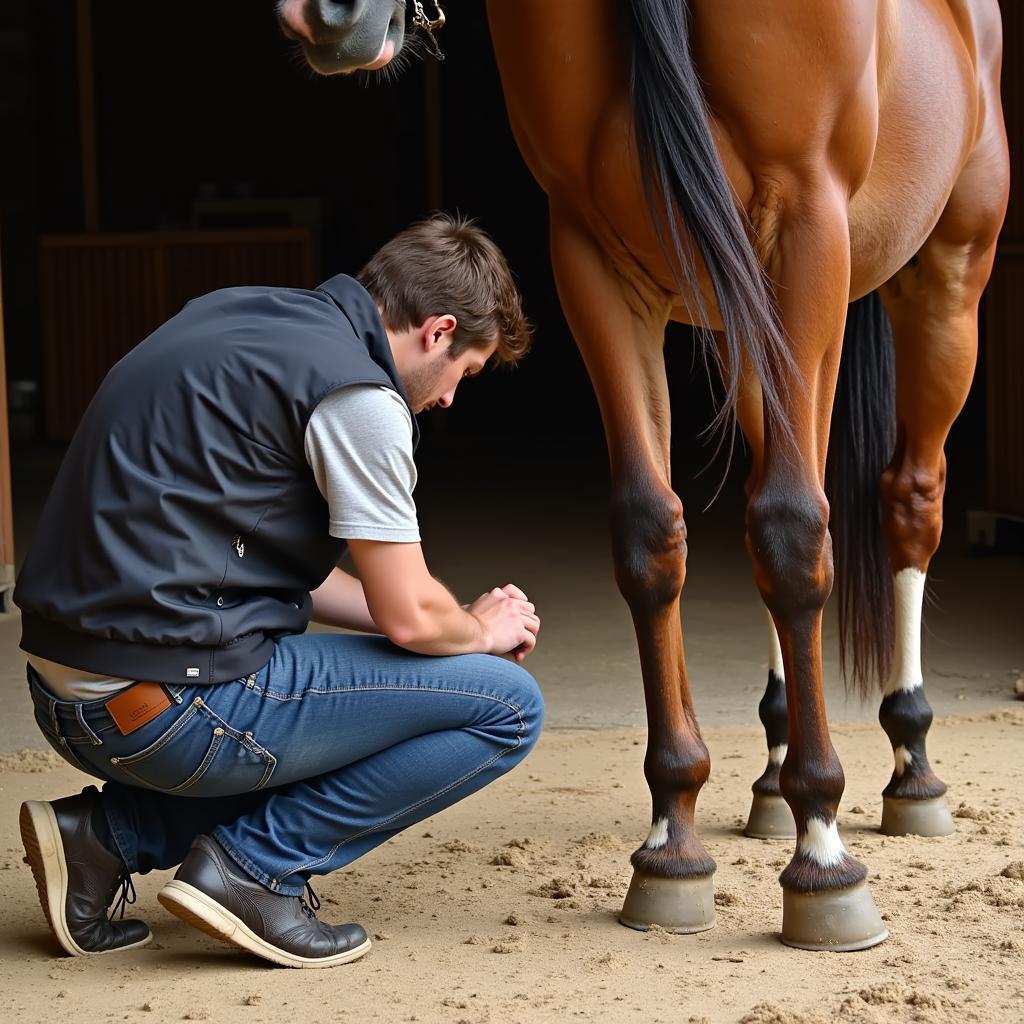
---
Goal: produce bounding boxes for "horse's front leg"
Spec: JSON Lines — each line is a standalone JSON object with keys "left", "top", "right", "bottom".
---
{"left": 746, "top": 176, "right": 887, "bottom": 951}
{"left": 550, "top": 202, "right": 715, "bottom": 933}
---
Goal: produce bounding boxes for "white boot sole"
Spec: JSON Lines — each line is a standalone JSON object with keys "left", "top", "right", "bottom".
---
{"left": 158, "top": 879, "right": 371, "bottom": 969}
{"left": 20, "top": 800, "right": 152, "bottom": 957}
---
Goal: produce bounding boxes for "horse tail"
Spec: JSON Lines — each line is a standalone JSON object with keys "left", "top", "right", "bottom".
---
{"left": 627, "top": 0, "right": 792, "bottom": 438}
{"left": 826, "top": 291, "right": 897, "bottom": 697}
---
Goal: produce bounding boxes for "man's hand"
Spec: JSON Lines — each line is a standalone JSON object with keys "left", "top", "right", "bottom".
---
{"left": 465, "top": 584, "right": 540, "bottom": 662}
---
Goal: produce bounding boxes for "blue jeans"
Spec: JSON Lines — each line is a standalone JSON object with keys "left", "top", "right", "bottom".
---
{"left": 29, "top": 633, "right": 544, "bottom": 896}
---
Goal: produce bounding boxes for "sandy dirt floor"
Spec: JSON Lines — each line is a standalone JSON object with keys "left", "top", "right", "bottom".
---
{"left": 1, "top": 707, "right": 1022, "bottom": 1024}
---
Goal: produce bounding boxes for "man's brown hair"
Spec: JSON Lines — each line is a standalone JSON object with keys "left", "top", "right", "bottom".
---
{"left": 357, "top": 213, "right": 532, "bottom": 366}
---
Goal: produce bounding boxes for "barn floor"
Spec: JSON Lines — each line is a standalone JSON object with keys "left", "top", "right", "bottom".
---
{"left": 2, "top": 437, "right": 1022, "bottom": 1023}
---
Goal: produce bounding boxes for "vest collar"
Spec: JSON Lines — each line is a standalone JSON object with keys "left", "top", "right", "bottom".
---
{"left": 316, "top": 274, "right": 419, "bottom": 449}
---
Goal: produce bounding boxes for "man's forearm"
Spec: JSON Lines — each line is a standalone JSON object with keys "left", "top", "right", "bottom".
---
{"left": 385, "top": 577, "right": 489, "bottom": 655}
{"left": 310, "top": 567, "right": 379, "bottom": 632}
{"left": 346, "top": 539, "right": 535, "bottom": 659}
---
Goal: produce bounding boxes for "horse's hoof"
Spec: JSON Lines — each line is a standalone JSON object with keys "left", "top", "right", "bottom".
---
{"left": 618, "top": 870, "right": 715, "bottom": 934}
{"left": 744, "top": 793, "right": 796, "bottom": 840}
{"left": 781, "top": 879, "right": 888, "bottom": 951}
{"left": 880, "top": 795, "right": 955, "bottom": 837}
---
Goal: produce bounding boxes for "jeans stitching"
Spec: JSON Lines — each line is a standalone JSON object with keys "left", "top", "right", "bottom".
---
{"left": 56, "top": 736, "right": 98, "bottom": 776}
{"left": 117, "top": 729, "right": 225, "bottom": 794}
{"left": 274, "top": 696, "right": 527, "bottom": 882}
{"left": 196, "top": 704, "right": 277, "bottom": 790}
{"left": 111, "top": 704, "right": 200, "bottom": 766}
{"left": 211, "top": 832, "right": 281, "bottom": 892}
{"left": 75, "top": 704, "right": 103, "bottom": 745}
{"left": 249, "top": 679, "right": 525, "bottom": 716}
{"left": 199, "top": 705, "right": 276, "bottom": 760}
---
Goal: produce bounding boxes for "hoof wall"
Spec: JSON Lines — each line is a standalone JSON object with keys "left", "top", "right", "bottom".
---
{"left": 880, "top": 795, "right": 955, "bottom": 837}
{"left": 619, "top": 870, "right": 715, "bottom": 934}
{"left": 744, "top": 794, "right": 796, "bottom": 840}
{"left": 781, "top": 879, "right": 888, "bottom": 951}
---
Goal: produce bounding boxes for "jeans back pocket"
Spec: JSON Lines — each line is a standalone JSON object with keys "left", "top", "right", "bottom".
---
{"left": 106, "top": 696, "right": 276, "bottom": 796}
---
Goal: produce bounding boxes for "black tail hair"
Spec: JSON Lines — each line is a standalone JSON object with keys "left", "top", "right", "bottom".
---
{"left": 627, "top": 0, "right": 793, "bottom": 442}
{"left": 826, "top": 291, "right": 897, "bottom": 696}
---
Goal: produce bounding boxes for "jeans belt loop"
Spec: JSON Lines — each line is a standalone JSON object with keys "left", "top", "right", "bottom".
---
{"left": 75, "top": 701, "right": 104, "bottom": 746}
{"left": 46, "top": 693, "right": 60, "bottom": 737}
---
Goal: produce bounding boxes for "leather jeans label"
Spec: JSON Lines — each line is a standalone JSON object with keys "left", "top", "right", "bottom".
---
{"left": 106, "top": 682, "right": 172, "bottom": 736}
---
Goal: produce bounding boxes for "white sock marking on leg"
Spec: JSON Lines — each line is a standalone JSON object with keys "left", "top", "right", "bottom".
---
{"left": 644, "top": 817, "right": 669, "bottom": 849}
{"left": 768, "top": 613, "right": 785, "bottom": 681}
{"left": 885, "top": 568, "right": 926, "bottom": 696}
{"left": 798, "top": 818, "right": 847, "bottom": 868}
{"left": 894, "top": 745, "right": 914, "bottom": 775}
{"left": 768, "top": 744, "right": 788, "bottom": 766}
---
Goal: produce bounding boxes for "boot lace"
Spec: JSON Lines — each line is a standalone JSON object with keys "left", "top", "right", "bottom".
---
{"left": 300, "top": 882, "right": 321, "bottom": 920}
{"left": 108, "top": 871, "right": 138, "bottom": 922}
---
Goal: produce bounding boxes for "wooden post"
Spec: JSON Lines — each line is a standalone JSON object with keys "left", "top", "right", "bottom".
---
{"left": 76, "top": 0, "right": 99, "bottom": 232}
{"left": 0, "top": 224, "right": 16, "bottom": 610}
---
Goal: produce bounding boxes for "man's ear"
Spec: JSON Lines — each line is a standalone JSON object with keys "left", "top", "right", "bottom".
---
{"left": 423, "top": 314, "right": 458, "bottom": 351}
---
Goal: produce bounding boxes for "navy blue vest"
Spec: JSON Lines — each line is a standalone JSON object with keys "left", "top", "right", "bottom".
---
{"left": 16, "top": 275, "right": 417, "bottom": 684}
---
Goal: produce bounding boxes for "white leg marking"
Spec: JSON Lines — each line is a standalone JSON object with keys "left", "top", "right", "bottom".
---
{"left": 644, "top": 817, "right": 669, "bottom": 849}
{"left": 768, "top": 612, "right": 785, "bottom": 681}
{"left": 893, "top": 745, "right": 914, "bottom": 775}
{"left": 798, "top": 818, "right": 847, "bottom": 868}
{"left": 885, "top": 568, "right": 926, "bottom": 697}
{"left": 768, "top": 744, "right": 788, "bottom": 766}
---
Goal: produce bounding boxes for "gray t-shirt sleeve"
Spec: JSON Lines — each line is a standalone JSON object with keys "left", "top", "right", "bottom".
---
{"left": 304, "top": 384, "right": 420, "bottom": 542}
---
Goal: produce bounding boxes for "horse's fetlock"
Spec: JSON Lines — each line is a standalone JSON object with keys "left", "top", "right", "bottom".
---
{"left": 779, "top": 749, "right": 845, "bottom": 812}
{"left": 644, "top": 741, "right": 710, "bottom": 795}
{"left": 757, "top": 671, "right": 788, "bottom": 746}
{"left": 878, "top": 688, "right": 934, "bottom": 746}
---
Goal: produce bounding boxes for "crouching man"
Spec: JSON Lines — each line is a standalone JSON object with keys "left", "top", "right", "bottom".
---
{"left": 15, "top": 213, "right": 543, "bottom": 968}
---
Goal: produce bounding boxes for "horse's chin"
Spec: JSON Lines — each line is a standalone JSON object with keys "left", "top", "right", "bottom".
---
{"left": 302, "top": 31, "right": 401, "bottom": 76}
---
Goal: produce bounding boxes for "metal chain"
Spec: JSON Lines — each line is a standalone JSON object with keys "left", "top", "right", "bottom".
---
{"left": 411, "top": 0, "right": 446, "bottom": 61}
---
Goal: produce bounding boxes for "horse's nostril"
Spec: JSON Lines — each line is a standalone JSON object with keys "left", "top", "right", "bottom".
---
{"left": 319, "top": 0, "right": 367, "bottom": 27}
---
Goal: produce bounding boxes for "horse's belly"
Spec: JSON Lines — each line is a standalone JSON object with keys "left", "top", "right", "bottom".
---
{"left": 848, "top": 0, "right": 979, "bottom": 296}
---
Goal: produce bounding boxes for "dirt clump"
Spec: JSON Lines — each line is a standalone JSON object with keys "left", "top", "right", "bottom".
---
{"left": 531, "top": 877, "right": 576, "bottom": 899}
{"left": 0, "top": 749, "right": 63, "bottom": 773}
{"left": 490, "top": 847, "right": 530, "bottom": 869}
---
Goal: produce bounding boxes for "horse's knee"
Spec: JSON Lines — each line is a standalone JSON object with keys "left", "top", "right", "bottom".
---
{"left": 747, "top": 485, "right": 832, "bottom": 617}
{"left": 610, "top": 483, "right": 687, "bottom": 612}
{"left": 880, "top": 460, "right": 945, "bottom": 567}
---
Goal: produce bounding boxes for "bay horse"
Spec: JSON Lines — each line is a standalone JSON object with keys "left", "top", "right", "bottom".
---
{"left": 276, "top": 0, "right": 1009, "bottom": 950}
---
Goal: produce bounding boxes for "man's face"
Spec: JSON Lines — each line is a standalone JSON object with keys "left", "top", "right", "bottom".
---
{"left": 402, "top": 336, "right": 497, "bottom": 415}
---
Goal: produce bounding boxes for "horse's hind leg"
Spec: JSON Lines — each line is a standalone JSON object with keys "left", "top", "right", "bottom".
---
{"left": 745, "top": 613, "right": 796, "bottom": 839}
{"left": 549, "top": 203, "right": 715, "bottom": 933}
{"left": 731, "top": 368, "right": 796, "bottom": 840}
{"left": 876, "top": 130, "right": 1009, "bottom": 837}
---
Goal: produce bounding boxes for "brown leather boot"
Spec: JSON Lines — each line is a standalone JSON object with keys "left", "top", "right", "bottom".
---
{"left": 158, "top": 835, "right": 370, "bottom": 968}
{"left": 20, "top": 792, "right": 151, "bottom": 955}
